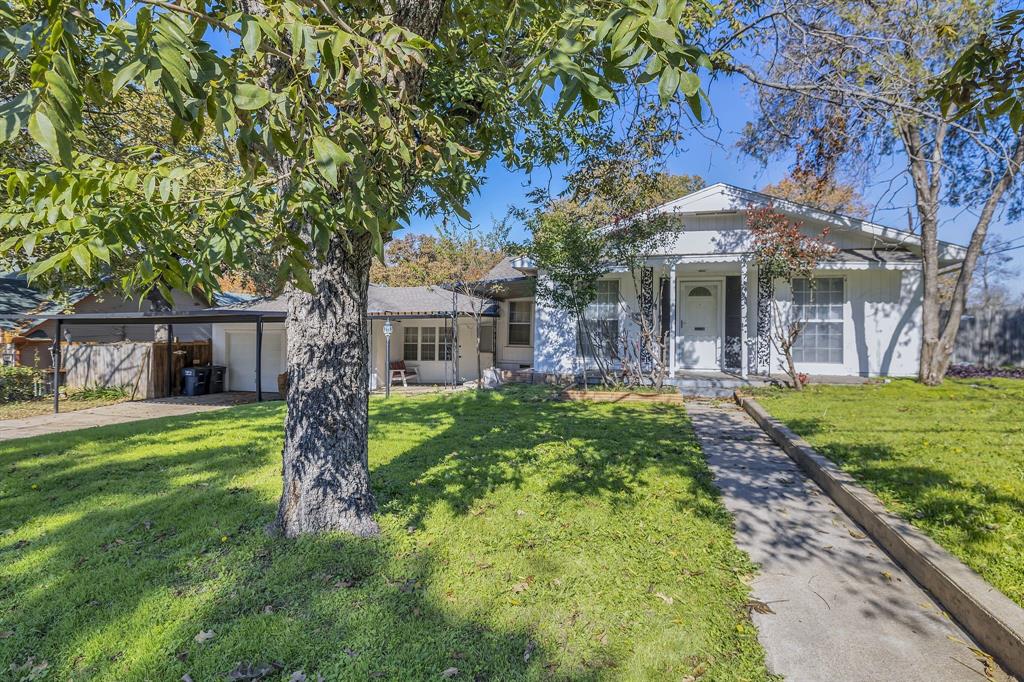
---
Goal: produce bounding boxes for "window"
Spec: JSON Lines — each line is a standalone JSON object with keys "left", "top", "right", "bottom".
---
{"left": 479, "top": 323, "right": 495, "bottom": 353}
{"left": 420, "top": 326, "right": 437, "bottom": 361}
{"left": 583, "top": 280, "right": 620, "bottom": 358}
{"left": 689, "top": 286, "right": 712, "bottom": 297}
{"left": 439, "top": 325, "right": 453, "bottom": 361}
{"left": 792, "top": 277, "right": 844, "bottom": 364}
{"left": 403, "top": 327, "right": 418, "bottom": 361}
{"left": 508, "top": 301, "right": 533, "bottom": 346}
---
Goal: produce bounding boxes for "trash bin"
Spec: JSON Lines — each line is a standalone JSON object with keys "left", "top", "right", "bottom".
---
{"left": 181, "top": 366, "right": 211, "bottom": 396}
{"left": 208, "top": 366, "right": 226, "bottom": 394}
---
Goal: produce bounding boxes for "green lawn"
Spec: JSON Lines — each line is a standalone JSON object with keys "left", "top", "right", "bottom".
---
{"left": 757, "top": 378, "right": 1024, "bottom": 607}
{"left": 0, "top": 386, "right": 770, "bottom": 681}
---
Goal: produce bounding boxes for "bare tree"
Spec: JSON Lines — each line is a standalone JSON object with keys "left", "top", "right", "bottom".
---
{"left": 727, "top": 0, "right": 1024, "bottom": 384}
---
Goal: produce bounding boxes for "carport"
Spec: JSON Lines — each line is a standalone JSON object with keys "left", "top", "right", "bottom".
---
{"left": 33, "top": 309, "right": 286, "bottom": 413}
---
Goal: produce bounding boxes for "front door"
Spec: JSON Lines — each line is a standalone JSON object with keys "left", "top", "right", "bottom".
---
{"left": 679, "top": 282, "right": 722, "bottom": 369}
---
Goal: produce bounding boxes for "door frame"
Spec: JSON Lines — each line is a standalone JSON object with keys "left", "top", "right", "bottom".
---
{"left": 676, "top": 277, "right": 726, "bottom": 370}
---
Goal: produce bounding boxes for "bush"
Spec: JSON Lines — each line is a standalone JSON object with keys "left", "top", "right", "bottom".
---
{"left": 0, "top": 366, "right": 42, "bottom": 402}
{"left": 67, "top": 385, "right": 130, "bottom": 402}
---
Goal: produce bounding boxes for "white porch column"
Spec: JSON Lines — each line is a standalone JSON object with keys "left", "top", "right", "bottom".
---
{"left": 740, "top": 257, "right": 749, "bottom": 379}
{"left": 668, "top": 262, "right": 677, "bottom": 376}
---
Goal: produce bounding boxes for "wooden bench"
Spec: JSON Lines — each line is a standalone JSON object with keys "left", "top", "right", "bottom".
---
{"left": 389, "top": 361, "right": 418, "bottom": 386}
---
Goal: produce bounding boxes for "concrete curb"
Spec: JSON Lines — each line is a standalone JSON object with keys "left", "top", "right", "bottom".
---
{"left": 736, "top": 394, "right": 1024, "bottom": 680}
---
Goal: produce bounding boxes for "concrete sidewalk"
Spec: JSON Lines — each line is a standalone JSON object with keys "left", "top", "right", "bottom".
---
{"left": 686, "top": 400, "right": 1010, "bottom": 682}
{"left": 0, "top": 392, "right": 278, "bottom": 441}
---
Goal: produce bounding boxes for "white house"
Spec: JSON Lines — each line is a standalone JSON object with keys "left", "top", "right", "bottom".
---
{"left": 209, "top": 183, "right": 966, "bottom": 391}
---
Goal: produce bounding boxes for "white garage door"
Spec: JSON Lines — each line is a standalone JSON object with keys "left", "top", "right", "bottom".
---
{"left": 225, "top": 331, "right": 284, "bottom": 392}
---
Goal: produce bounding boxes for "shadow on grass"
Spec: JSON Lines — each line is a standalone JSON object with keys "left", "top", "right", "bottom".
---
{"left": 0, "top": 388, "right": 752, "bottom": 680}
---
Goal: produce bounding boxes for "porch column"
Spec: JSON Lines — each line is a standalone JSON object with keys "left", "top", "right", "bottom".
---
{"left": 740, "top": 258, "right": 749, "bottom": 379}
{"left": 668, "top": 262, "right": 677, "bottom": 376}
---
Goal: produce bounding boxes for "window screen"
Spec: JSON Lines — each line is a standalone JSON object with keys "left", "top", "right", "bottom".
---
{"left": 403, "top": 326, "right": 418, "bottom": 361}
{"left": 508, "top": 301, "right": 532, "bottom": 346}
{"left": 420, "top": 326, "right": 437, "bottom": 361}
{"left": 792, "top": 277, "right": 844, "bottom": 364}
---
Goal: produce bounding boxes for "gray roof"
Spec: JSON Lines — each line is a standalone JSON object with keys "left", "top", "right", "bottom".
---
{"left": 831, "top": 247, "right": 920, "bottom": 264}
{"left": 481, "top": 256, "right": 529, "bottom": 282}
{"left": 0, "top": 276, "right": 49, "bottom": 330}
{"left": 222, "top": 285, "right": 498, "bottom": 318}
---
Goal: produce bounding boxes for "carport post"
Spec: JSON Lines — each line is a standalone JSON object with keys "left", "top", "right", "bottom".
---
{"left": 256, "top": 316, "right": 263, "bottom": 402}
{"left": 166, "top": 323, "right": 174, "bottom": 397}
{"left": 52, "top": 319, "right": 61, "bottom": 414}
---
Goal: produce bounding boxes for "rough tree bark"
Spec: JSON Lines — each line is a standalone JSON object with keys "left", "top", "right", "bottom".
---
{"left": 267, "top": 0, "right": 444, "bottom": 536}
{"left": 901, "top": 121, "right": 1024, "bottom": 385}
{"left": 276, "top": 232, "right": 379, "bottom": 537}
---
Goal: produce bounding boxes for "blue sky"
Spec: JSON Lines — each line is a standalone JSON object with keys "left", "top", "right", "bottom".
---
{"left": 407, "top": 73, "right": 1024, "bottom": 295}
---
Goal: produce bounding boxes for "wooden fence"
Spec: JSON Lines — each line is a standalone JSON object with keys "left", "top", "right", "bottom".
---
{"left": 60, "top": 340, "right": 212, "bottom": 398}
{"left": 951, "top": 306, "right": 1024, "bottom": 368}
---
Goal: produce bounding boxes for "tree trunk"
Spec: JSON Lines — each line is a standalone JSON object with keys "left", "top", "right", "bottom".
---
{"left": 276, "top": 232, "right": 379, "bottom": 538}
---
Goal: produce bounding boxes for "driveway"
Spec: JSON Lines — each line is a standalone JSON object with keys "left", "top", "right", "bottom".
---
{"left": 0, "top": 392, "right": 278, "bottom": 441}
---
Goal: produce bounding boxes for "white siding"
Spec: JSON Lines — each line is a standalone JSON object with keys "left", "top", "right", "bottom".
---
{"left": 769, "top": 269, "right": 921, "bottom": 377}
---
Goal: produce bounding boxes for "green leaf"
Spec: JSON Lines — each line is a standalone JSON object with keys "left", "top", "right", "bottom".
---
{"left": 658, "top": 67, "right": 679, "bottom": 105}
{"left": 312, "top": 135, "right": 352, "bottom": 187}
{"left": 647, "top": 18, "right": 679, "bottom": 44}
{"left": 112, "top": 61, "right": 146, "bottom": 96}
{"left": 233, "top": 83, "right": 272, "bottom": 110}
{"left": 28, "top": 108, "right": 71, "bottom": 165}
{"left": 241, "top": 16, "right": 261, "bottom": 57}
{"left": 71, "top": 243, "right": 92, "bottom": 275}
{"left": 678, "top": 71, "right": 700, "bottom": 97}
{"left": 0, "top": 91, "right": 33, "bottom": 142}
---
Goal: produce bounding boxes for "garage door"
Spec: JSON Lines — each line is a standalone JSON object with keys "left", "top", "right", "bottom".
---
{"left": 225, "top": 331, "right": 284, "bottom": 392}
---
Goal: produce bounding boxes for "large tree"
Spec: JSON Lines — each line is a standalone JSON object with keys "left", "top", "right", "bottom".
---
{"left": 729, "top": 0, "right": 1024, "bottom": 384}
{"left": 0, "top": 0, "right": 724, "bottom": 535}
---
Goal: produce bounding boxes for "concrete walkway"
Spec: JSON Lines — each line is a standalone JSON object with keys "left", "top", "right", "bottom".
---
{"left": 0, "top": 392, "right": 277, "bottom": 441}
{"left": 686, "top": 400, "right": 1010, "bottom": 682}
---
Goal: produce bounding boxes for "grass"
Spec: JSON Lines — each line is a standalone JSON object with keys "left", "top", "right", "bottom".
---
{"left": 0, "top": 386, "right": 130, "bottom": 420}
{"left": 757, "top": 378, "right": 1024, "bottom": 607}
{"left": 0, "top": 385, "right": 771, "bottom": 681}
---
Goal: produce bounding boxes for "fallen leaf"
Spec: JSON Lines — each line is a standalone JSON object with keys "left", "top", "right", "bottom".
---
{"left": 746, "top": 599, "right": 775, "bottom": 615}
{"left": 511, "top": 582, "right": 530, "bottom": 594}
{"left": 654, "top": 592, "right": 674, "bottom": 605}
{"left": 523, "top": 639, "right": 536, "bottom": 663}
{"left": 288, "top": 672, "right": 307, "bottom": 682}
{"left": 182, "top": 675, "right": 194, "bottom": 682}
{"left": 848, "top": 529, "right": 866, "bottom": 539}
{"left": 193, "top": 629, "right": 216, "bottom": 644}
{"left": 175, "top": 651, "right": 189, "bottom": 662}
{"left": 441, "top": 667, "right": 460, "bottom": 678}
{"left": 0, "top": 630, "right": 13, "bottom": 638}
{"left": 880, "top": 571, "right": 894, "bottom": 583}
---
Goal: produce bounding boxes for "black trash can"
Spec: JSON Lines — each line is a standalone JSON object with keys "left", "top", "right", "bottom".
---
{"left": 181, "top": 366, "right": 211, "bottom": 396}
{"left": 208, "top": 366, "right": 226, "bottom": 394}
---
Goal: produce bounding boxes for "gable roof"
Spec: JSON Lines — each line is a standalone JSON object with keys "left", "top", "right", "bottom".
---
{"left": 655, "top": 182, "right": 966, "bottom": 263}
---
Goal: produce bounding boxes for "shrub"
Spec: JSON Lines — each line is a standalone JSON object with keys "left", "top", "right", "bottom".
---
{"left": 67, "top": 385, "right": 130, "bottom": 402}
{"left": 0, "top": 366, "right": 42, "bottom": 402}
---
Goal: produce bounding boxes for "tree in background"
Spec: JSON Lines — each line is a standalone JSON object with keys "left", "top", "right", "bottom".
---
{"left": 370, "top": 224, "right": 507, "bottom": 287}
{"left": 761, "top": 172, "right": 868, "bottom": 218}
{"left": 0, "top": 0, "right": 726, "bottom": 536}
{"left": 971, "top": 234, "right": 1017, "bottom": 310}
{"left": 748, "top": 205, "right": 837, "bottom": 390}
{"left": 728, "top": 0, "right": 1024, "bottom": 385}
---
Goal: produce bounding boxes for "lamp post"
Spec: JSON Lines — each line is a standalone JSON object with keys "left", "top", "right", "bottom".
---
{"left": 382, "top": 319, "right": 393, "bottom": 398}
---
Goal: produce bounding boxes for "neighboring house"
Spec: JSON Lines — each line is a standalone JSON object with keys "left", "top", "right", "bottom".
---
{"left": 211, "top": 285, "right": 502, "bottom": 391}
{"left": 194, "top": 182, "right": 973, "bottom": 390}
